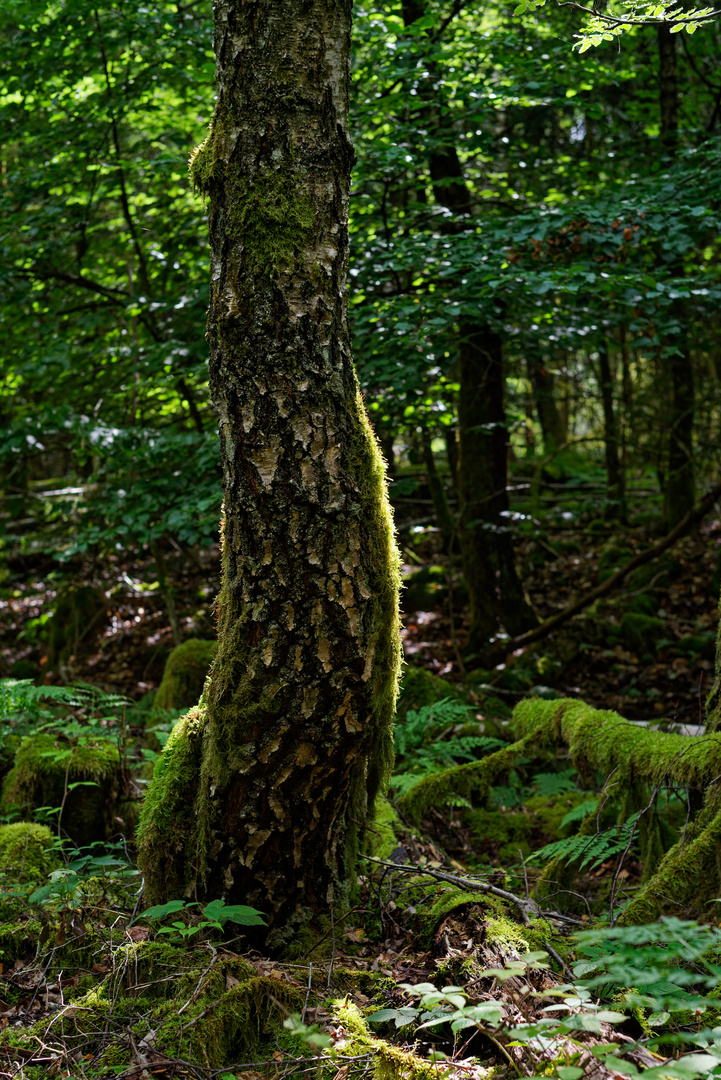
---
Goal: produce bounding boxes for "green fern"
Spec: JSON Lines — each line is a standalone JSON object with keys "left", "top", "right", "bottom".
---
{"left": 532, "top": 768, "right": 580, "bottom": 797}
{"left": 391, "top": 697, "right": 504, "bottom": 797}
{"left": 560, "top": 799, "right": 599, "bottom": 829}
{"left": 529, "top": 811, "right": 641, "bottom": 870}
{"left": 394, "top": 697, "right": 475, "bottom": 756}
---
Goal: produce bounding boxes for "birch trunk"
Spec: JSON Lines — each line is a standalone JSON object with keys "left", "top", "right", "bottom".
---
{"left": 138, "top": 0, "right": 401, "bottom": 946}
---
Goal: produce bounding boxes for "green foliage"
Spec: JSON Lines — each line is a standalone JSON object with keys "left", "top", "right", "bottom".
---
{"left": 573, "top": 917, "right": 721, "bottom": 1015}
{"left": 140, "top": 897, "right": 267, "bottom": 937}
{"left": 529, "top": 811, "right": 642, "bottom": 870}
{"left": 390, "top": 697, "right": 504, "bottom": 797}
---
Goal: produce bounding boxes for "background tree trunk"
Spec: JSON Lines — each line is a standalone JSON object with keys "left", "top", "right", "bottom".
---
{"left": 658, "top": 25, "right": 695, "bottom": 528}
{"left": 399, "top": 0, "right": 536, "bottom": 650}
{"left": 138, "top": 0, "right": 401, "bottom": 946}
{"left": 526, "top": 352, "right": 566, "bottom": 456}
{"left": 596, "top": 340, "right": 626, "bottom": 521}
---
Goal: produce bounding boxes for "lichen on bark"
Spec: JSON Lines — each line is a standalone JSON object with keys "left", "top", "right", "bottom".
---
{"left": 138, "top": 0, "right": 401, "bottom": 945}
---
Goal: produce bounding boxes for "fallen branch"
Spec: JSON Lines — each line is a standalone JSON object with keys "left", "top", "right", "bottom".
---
{"left": 360, "top": 854, "right": 541, "bottom": 924}
{"left": 508, "top": 479, "right": 721, "bottom": 654}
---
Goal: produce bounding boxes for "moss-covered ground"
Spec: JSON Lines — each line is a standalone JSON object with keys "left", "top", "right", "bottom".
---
{"left": 2, "top": 488, "right": 721, "bottom": 1077}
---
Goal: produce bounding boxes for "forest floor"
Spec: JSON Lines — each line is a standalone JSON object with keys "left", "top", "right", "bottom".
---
{"left": 1, "top": 475, "right": 721, "bottom": 1078}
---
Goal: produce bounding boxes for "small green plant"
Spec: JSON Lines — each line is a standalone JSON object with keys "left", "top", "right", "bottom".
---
{"left": 283, "top": 1013, "right": 332, "bottom": 1050}
{"left": 139, "top": 897, "right": 266, "bottom": 940}
{"left": 368, "top": 952, "right": 721, "bottom": 1080}
{"left": 28, "top": 842, "right": 139, "bottom": 906}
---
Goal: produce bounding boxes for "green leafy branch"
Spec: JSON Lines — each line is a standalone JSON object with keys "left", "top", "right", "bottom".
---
{"left": 513, "top": 0, "right": 719, "bottom": 50}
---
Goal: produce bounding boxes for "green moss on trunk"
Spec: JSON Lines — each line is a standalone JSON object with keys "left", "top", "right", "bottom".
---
{"left": 138, "top": 0, "right": 402, "bottom": 944}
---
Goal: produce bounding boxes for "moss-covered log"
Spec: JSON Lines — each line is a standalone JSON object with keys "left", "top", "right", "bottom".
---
{"left": 138, "top": 0, "right": 401, "bottom": 946}
{"left": 512, "top": 697, "right": 721, "bottom": 922}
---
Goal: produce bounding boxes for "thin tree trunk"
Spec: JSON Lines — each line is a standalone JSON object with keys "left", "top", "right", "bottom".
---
{"left": 596, "top": 340, "right": 626, "bottom": 521}
{"left": 138, "top": 0, "right": 401, "bottom": 945}
{"left": 420, "top": 424, "right": 456, "bottom": 553}
{"left": 526, "top": 353, "right": 565, "bottom": 456}
{"left": 458, "top": 325, "right": 536, "bottom": 647}
{"left": 658, "top": 25, "right": 695, "bottom": 527}
{"left": 398, "top": 0, "right": 535, "bottom": 649}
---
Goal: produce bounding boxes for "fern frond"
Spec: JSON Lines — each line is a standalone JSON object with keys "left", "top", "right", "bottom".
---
{"left": 530, "top": 812, "right": 641, "bottom": 870}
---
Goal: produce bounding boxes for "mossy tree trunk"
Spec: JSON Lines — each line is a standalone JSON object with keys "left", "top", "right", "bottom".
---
{"left": 138, "top": 0, "right": 401, "bottom": 946}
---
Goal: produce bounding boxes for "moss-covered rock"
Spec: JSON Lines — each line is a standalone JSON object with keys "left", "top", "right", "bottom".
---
{"left": 0, "top": 918, "right": 45, "bottom": 967}
{"left": 397, "top": 664, "right": 465, "bottom": 715}
{"left": 1, "top": 733, "right": 121, "bottom": 846}
{"left": 620, "top": 612, "right": 665, "bottom": 657}
{"left": 597, "top": 540, "right": 634, "bottom": 584}
{"left": 9, "top": 658, "right": 40, "bottom": 681}
{"left": 153, "top": 638, "right": 218, "bottom": 715}
{"left": 0, "top": 822, "right": 58, "bottom": 883}
{"left": 467, "top": 806, "right": 533, "bottom": 862}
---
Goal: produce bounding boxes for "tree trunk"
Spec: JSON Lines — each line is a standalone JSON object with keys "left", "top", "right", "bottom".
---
{"left": 137, "top": 0, "right": 401, "bottom": 947}
{"left": 706, "top": 590, "right": 721, "bottom": 733}
{"left": 420, "top": 425, "right": 456, "bottom": 553}
{"left": 526, "top": 352, "right": 566, "bottom": 456}
{"left": 458, "top": 325, "right": 537, "bottom": 648}
{"left": 657, "top": 25, "right": 695, "bottom": 528}
{"left": 398, "top": 0, "right": 536, "bottom": 650}
{"left": 664, "top": 338, "right": 695, "bottom": 527}
{"left": 596, "top": 340, "right": 626, "bottom": 521}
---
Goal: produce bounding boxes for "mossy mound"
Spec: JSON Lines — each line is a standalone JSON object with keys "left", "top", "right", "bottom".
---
{"left": 0, "top": 822, "right": 58, "bottom": 883}
{"left": 1, "top": 733, "right": 121, "bottom": 846}
{"left": 620, "top": 612, "right": 665, "bottom": 657}
{"left": 153, "top": 638, "right": 217, "bottom": 714}
{"left": 597, "top": 540, "right": 634, "bottom": 584}
{"left": 397, "top": 664, "right": 465, "bottom": 715}
{"left": 9, "top": 658, "right": 40, "bottom": 681}
{"left": 47, "top": 584, "right": 108, "bottom": 666}
{"left": 467, "top": 806, "right": 532, "bottom": 862}
{"left": 5, "top": 940, "right": 306, "bottom": 1072}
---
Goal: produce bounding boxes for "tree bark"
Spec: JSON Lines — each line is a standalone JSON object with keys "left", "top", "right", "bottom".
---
{"left": 596, "top": 340, "right": 626, "bottom": 521}
{"left": 526, "top": 352, "right": 566, "bottom": 456}
{"left": 138, "top": 0, "right": 401, "bottom": 947}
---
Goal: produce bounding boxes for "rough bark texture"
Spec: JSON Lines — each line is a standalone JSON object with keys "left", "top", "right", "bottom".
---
{"left": 137, "top": 0, "right": 401, "bottom": 946}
